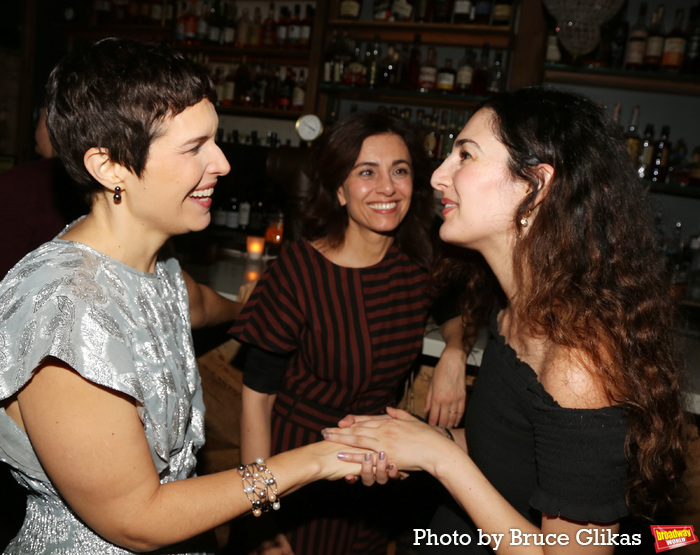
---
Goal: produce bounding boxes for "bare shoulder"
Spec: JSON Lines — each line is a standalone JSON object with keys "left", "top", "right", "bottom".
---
{"left": 539, "top": 349, "right": 612, "bottom": 409}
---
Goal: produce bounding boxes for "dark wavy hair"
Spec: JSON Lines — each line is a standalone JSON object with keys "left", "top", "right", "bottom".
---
{"left": 463, "top": 87, "right": 687, "bottom": 519}
{"left": 302, "top": 111, "right": 435, "bottom": 271}
{"left": 45, "top": 37, "right": 216, "bottom": 199}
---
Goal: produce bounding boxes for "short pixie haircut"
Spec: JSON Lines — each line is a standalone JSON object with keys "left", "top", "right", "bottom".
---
{"left": 45, "top": 38, "right": 216, "bottom": 198}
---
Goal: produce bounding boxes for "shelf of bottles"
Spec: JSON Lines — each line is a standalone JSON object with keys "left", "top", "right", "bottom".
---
{"left": 543, "top": 1, "right": 700, "bottom": 97}
{"left": 317, "top": 0, "right": 516, "bottom": 118}
{"left": 81, "top": 1, "right": 321, "bottom": 119}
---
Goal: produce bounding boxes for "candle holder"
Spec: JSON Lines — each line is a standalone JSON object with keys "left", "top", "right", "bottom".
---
{"left": 246, "top": 236, "right": 265, "bottom": 260}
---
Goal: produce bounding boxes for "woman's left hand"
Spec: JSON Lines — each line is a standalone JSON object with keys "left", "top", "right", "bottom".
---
{"left": 324, "top": 407, "right": 458, "bottom": 476}
{"left": 425, "top": 345, "right": 467, "bottom": 427}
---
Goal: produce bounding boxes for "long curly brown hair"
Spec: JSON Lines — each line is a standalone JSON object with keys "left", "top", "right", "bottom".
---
{"left": 444, "top": 87, "right": 687, "bottom": 519}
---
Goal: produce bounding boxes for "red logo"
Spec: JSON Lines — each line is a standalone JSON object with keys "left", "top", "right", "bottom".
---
{"left": 651, "top": 525, "right": 699, "bottom": 552}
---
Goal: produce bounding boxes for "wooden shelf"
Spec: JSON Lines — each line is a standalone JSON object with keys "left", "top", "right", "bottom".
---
{"left": 216, "top": 105, "right": 303, "bottom": 120}
{"left": 318, "top": 83, "right": 487, "bottom": 110}
{"left": 325, "top": 19, "right": 513, "bottom": 48}
{"left": 544, "top": 64, "right": 700, "bottom": 97}
{"left": 648, "top": 183, "right": 700, "bottom": 199}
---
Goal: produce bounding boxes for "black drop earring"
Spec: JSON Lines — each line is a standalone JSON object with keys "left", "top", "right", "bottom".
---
{"left": 113, "top": 186, "right": 122, "bottom": 204}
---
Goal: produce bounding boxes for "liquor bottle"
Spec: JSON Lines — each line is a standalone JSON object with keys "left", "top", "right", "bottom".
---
{"left": 391, "top": 0, "right": 414, "bottom": 22}
{"left": 491, "top": 0, "right": 512, "bottom": 26}
{"left": 276, "top": 6, "right": 290, "bottom": 47}
{"left": 345, "top": 42, "right": 367, "bottom": 86}
{"left": 380, "top": 44, "right": 400, "bottom": 86}
{"left": 365, "top": 37, "right": 383, "bottom": 88}
{"left": 625, "top": 105, "right": 642, "bottom": 162}
{"left": 452, "top": 0, "right": 473, "bottom": 24}
{"left": 206, "top": 0, "right": 222, "bottom": 44}
{"left": 649, "top": 126, "right": 671, "bottom": 183}
{"left": 292, "top": 69, "right": 306, "bottom": 110}
{"left": 339, "top": 0, "right": 362, "bottom": 19}
{"left": 435, "top": 110, "right": 449, "bottom": 158}
{"left": 194, "top": 0, "right": 208, "bottom": 45}
{"left": 685, "top": 7, "right": 700, "bottom": 74}
{"left": 287, "top": 4, "right": 302, "bottom": 47}
{"left": 415, "top": 0, "right": 433, "bottom": 22}
{"left": 234, "top": 57, "right": 252, "bottom": 105}
{"left": 221, "top": 64, "right": 235, "bottom": 106}
{"left": 149, "top": 0, "right": 164, "bottom": 25}
{"left": 432, "top": 0, "right": 453, "bottom": 23}
{"left": 278, "top": 67, "right": 296, "bottom": 109}
{"left": 299, "top": 4, "right": 314, "bottom": 48}
{"left": 441, "top": 116, "right": 459, "bottom": 159}
{"left": 471, "top": 43, "right": 490, "bottom": 95}
{"left": 235, "top": 7, "right": 250, "bottom": 47}
{"left": 545, "top": 34, "right": 562, "bottom": 63}
{"left": 225, "top": 197, "right": 240, "bottom": 229}
{"left": 472, "top": 0, "right": 491, "bottom": 24}
{"left": 407, "top": 34, "right": 423, "bottom": 89}
{"left": 265, "top": 65, "right": 281, "bottom": 108}
{"left": 418, "top": 47, "right": 438, "bottom": 92}
{"left": 322, "top": 29, "right": 339, "bottom": 82}
{"left": 455, "top": 48, "right": 475, "bottom": 92}
{"left": 261, "top": 2, "right": 277, "bottom": 48}
{"left": 624, "top": 2, "right": 648, "bottom": 70}
{"left": 248, "top": 6, "right": 262, "bottom": 47}
{"left": 486, "top": 51, "right": 504, "bottom": 93}
{"left": 661, "top": 9, "right": 686, "bottom": 72}
{"left": 637, "top": 124, "right": 655, "bottom": 179}
{"left": 436, "top": 58, "right": 456, "bottom": 92}
{"left": 423, "top": 115, "right": 439, "bottom": 159}
{"left": 643, "top": 4, "right": 666, "bottom": 71}
{"left": 373, "top": 0, "right": 391, "bottom": 20}
{"left": 221, "top": 1, "right": 236, "bottom": 45}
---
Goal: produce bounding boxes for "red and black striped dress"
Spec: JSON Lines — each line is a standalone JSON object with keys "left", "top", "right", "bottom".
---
{"left": 230, "top": 238, "right": 432, "bottom": 555}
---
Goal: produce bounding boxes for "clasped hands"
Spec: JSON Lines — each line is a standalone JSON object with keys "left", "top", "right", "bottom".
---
{"left": 321, "top": 406, "right": 453, "bottom": 486}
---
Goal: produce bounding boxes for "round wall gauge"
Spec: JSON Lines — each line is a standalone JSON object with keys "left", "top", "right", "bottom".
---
{"left": 295, "top": 114, "right": 324, "bottom": 142}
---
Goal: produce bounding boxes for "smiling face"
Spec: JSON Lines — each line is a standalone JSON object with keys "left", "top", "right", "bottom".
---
{"left": 336, "top": 133, "right": 413, "bottom": 241}
{"left": 431, "top": 108, "right": 527, "bottom": 257}
{"left": 125, "top": 99, "right": 230, "bottom": 239}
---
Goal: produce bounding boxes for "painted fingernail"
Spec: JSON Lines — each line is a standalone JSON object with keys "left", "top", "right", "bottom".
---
{"left": 364, "top": 452, "right": 371, "bottom": 462}
{"left": 337, "top": 453, "right": 345, "bottom": 460}
{"left": 379, "top": 451, "right": 386, "bottom": 461}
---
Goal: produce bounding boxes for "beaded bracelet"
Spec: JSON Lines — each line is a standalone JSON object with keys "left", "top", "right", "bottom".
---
{"left": 237, "top": 458, "right": 281, "bottom": 517}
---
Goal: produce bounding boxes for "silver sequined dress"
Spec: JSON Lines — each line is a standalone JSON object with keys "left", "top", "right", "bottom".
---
{"left": 0, "top": 234, "right": 209, "bottom": 554}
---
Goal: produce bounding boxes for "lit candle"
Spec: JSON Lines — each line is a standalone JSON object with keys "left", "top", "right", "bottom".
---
{"left": 246, "top": 236, "right": 265, "bottom": 260}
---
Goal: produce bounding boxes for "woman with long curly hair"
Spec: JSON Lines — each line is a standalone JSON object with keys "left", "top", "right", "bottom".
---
{"left": 324, "top": 87, "right": 687, "bottom": 553}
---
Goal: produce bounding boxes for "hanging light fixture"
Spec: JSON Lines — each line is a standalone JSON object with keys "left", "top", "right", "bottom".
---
{"left": 543, "top": 0, "right": 625, "bottom": 58}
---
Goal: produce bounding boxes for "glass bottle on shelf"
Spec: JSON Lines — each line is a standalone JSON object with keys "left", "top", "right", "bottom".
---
{"left": 225, "top": 197, "right": 240, "bottom": 229}
{"left": 637, "top": 124, "right": 656, "bottom": 179}
{"left": 391, "top": 0, "right": 414, "bottom": 22}
{"left": 221, "top": 64, "right": 236, "bottom": 106}
{"left": 471, "top": 43, "right": 490, "bottom": 95}
{"left": 234, "top": 57, "right": 252, "bottom": 105}
{"left": 235, "top": 7, "right": 250, "bottom": 47}
{"left": 345, "top": 41, "right": 367, "bottom": 86}
{"left": 649, "top": 126, "right": 671, "bottom": 183}
{"left": 456, "top": 48, "right": 475, "bottom": 92}
{"left": 419, "top": 47, "right": 438, "bottom": 92}
{"left": 491, "top": 0, "right": 512, "bottom": 26}
{"left": 339, "top": 0, "right": 363, "bottom": 19}
{"left": 472, "top": 0, "right": 491, "bottom": 24}
{"left": 278, "top": 67, "right": 296, "bottom": 109}
{"left": 661, "top": 8, "right": 686, "bottom": 72}
{"left": 624, "top": 2, "right": 648, "bottom": 70}
{"left": 545, "top": 34, "right": 562, "bottom": 64}
{"left": 261, "top": 2, "right": 277, "bottom": 48}
{"left": 206, "top": 0, "right": 222, "bottom": 44}
{"left": 486, "top": 51, "right": 504, "bottom": 93}
{"left": 373, "top": 0, "right": 392, "bottom": 20}
{"left": 643, "top": 4, "right": 666, "bottom": 71}
{"left": 287, "top": 4, "right": 302, "bottom": 47}
{"left": 248, "top": 6, "right": 262, "bottom": 47}
{"left": 322, "top": 30, "right": 339, "bottom": 83}
{"left": 365, "top": 37, "right": 383, "bottom": 89}
{"left": 415, "top": 0, "right": 432, "bottom": 22}
{"left": 625, "top": 105, "right": 642, "bottom": 162}
{"left": 292, "top": 69, "right": 306, "bottom": 109}
{"left": 277, "top": 6, "right": 290, "bottom": 47}
{"left": 221, "top": 1, "right": 236, "bottom": 45}
{"left": 685, "top": 7, "right": 700, "bottom": 74}
{"left": 407, "top": 34, "right": 423, "bottom": 90}
{"left": 299, "top": 4, "right": 314, "bottom": 48}
{"left": 436, "top": 58, "right": 456, "bottom": 92}
{"left": 432, "top": 0, "right": 454, "bottom": 23}
{"left": 453, "top": 0, "right": 473, "bottom": 24}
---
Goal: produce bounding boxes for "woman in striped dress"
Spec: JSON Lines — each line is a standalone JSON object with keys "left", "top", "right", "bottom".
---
{"left": 230, "top": 112, "right": 467, "bottom": 555}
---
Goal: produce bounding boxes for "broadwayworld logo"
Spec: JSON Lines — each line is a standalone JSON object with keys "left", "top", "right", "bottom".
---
{"left": 651, "top": 525, "right": 699, "bottom": 552}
